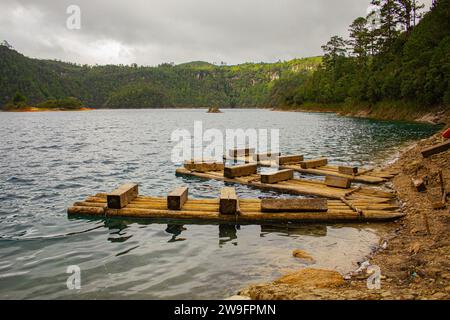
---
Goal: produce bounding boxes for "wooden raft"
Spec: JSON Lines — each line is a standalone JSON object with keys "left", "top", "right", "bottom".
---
{"left": 175, "top": 167, "right": 395, "bottom": 201}
{"left": 255, "top": 157, "right": 398, "bottom": 184}
{"left": 223, "top": 152, "right": 397, "bottom": 184}
{"left": 68, "top": 185, "right": 404, "bottom": 223}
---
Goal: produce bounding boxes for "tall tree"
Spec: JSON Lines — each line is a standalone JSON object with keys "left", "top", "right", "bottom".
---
{"left": 321, "top": 36, "right": 348, "bottom": 69}
{"left": 371, "top": 0, "right": 401, "bottom": 48}
{"left": 349, "top": 17, "right": 370, "bottom": 60}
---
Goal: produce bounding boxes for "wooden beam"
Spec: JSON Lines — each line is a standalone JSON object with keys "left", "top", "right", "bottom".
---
{"left": 300, "top": 158, "right": 328, "bottom": 169}
{"left": 338, "top": 166, "right": 359, "bottom": 175}
{"left": 261, "top": 198, "right": 328, "bottom": 213}
{"left": 167, "top": 187, "right": 189, "bottom": 210}
{"left": 184, "top": 161, "right": 224, "bottom": 172}
{"left": 325, "top": 176, "right": 351, "bottom": 189}
{"left": 421, "top": 140, "right": 450, "bottom": 158}
{"left": 220, "top": 187, "right": 239, "bottom": 215}
{"left": 229, "top": 148, "right": 255, "bottom": 158}
{"left": 278, "top": 155, "right": 304, "bottom": 165}
{"left": 224, "top": 163, "right": 257, "bottom": 178}
{"left": 107, "top": 183, "right": 139, "bottom": 209}
{"left": 253, "top": 152, "right": 281, "bottom": 162}
{"left": 261, "top": 169, "right": 294, "bottom": 184}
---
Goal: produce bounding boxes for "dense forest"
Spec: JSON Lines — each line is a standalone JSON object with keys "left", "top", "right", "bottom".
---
{"left": 270, "top": 0, "right": 450, "bottom": 117}
{"left": 0, "top": 42, "right": 320, "bottom": 108}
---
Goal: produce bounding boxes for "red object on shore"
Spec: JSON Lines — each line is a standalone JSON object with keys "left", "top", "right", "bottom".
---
{"left": 443, "top": 128, "right": 450, "bottom": 139}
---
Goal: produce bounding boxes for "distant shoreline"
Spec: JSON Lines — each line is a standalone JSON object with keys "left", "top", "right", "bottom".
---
{"left": 2, "top": 107, "right": 93, "bottom": 112}
{"left": 272, "top": 104, "right": 449, "bottom": 125}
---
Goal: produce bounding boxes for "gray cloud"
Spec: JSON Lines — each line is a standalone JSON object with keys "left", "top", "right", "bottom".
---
{"left": 0, "top": 0, "right": 433, "bottom": 66}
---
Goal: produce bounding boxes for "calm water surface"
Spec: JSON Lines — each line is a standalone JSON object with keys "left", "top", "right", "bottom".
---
{"left": 0, "top": 109, "right": 438, "bottom": 299}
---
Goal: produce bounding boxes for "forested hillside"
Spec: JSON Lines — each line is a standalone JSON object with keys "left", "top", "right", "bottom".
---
{"left": 270, "top": 0, "right": 450, "bottom": 118}
{"left": 0, "top": 43, "right": 320, "bottom": 108}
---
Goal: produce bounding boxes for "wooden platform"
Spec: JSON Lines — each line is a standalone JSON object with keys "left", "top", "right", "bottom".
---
{"left": 175, "top": 168, "right": 395, "bottom": 201}
{"left": 68, "top": 191, "right": 404, "bottom": 223}
{"left": 279, "top": 163, "right": 397, "bottom": 184}
{"left": 224, "top": 155, "right": 397, "bottom": 184}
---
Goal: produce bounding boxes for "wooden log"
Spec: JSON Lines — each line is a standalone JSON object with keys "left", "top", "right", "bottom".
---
{"left": 438, "top": 170, "right": 446, "bottom": 203}
{"left": 325, "top": 176, "right": 351, "bottom": 189}
{"left": 229, "top": 148, "right": 255, "bottom": 157}
{"left": 253, "top": 152, "right": 281, "bottom": 162}
{"left": 184, "top": 161, "right": 224, "bottom": 172}
{"left": 68, "top": 206, "right": 104, "bottom": 216}
{"left": 220, "top": 187, "right": 239, "bottom": 215}
{"left": 167, "top": 187, "right": 189, "bottom": 210}
{"left": 107, "top": 183, "right": 139, "bottom": 209}
{"left": 261, "top": 198, "right": 328, "bottom": 213}
{"left": 300, "top": 158, "right": 328, "bottom": 169}
{"left": 338, "top": 166, "right": 359, "bottom": 175}
{"left": 340, "top": 197, "right": 363, "bottom": 216}
{"left": 278, "top": 155, "right": 304, "bottom": 165}
{"left": 261, "top": 169, "right": 294, "bottom": 184}
{"left": 421, "top": 140, "right": 450, "bottom": 158}
{"left": 224, "top": 163, "right": 257, "bottom": 178}
{"left": 412, "top": 178, "right": 426, "bottom": 192}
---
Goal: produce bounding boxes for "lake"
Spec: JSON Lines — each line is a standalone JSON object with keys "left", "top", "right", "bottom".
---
{"left": 0, "top": 109, "right": 438, "bottom": 299}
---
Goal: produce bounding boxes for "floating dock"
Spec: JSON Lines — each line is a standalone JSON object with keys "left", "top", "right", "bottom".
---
{"left": 224, "top": 149, "right": 398, "bottom": 184}
{"left": 68, "top": 184, "right": 404, "bottom": 223}
{"left": 176, "top": 166, "right": 395, "bottom": 201}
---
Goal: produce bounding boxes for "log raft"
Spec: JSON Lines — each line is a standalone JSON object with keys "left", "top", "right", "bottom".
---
{"left": 68, "top": 185, "right": 404, "bottom": 223}
{"left": 255, "top": 157, "right": 397, "bottom": 184}
{"left": 176, "top": 167, "right": 395, "bottom": 201}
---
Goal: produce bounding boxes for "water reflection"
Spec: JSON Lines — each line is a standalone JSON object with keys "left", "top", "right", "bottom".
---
{"left": 84, "top": 217, "right": 334, "bottom": 245}
{"left": 165, "top": 224, "right": 187, "bottom": 243}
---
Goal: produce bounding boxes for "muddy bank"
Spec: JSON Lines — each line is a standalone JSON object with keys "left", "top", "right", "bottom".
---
{"left": 238, "top": 128, "right": 450, "bottom": 300}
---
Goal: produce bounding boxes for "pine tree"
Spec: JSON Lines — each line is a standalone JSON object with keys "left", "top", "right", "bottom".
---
{"left": 349, "top": 17, "right": 370, "bottom": 60}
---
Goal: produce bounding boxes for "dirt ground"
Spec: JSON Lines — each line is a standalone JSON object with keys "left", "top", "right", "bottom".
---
{"left": 239, "top": 127, "right": 450, "bottom": 300}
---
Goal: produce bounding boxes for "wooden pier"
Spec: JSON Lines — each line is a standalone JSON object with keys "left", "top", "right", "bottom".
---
{"left": 68, "top": 184, "right": 404, "bottom": 223}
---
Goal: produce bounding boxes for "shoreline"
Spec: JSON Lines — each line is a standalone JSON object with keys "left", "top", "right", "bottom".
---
{"left": 2, "top": 107, "right": 93, "bottom": 112}
{"left": 272, "top": 105, "right": 450, "bottom": 125}
{"left": 236, "top": 126, "right": 449, "bottom": 300}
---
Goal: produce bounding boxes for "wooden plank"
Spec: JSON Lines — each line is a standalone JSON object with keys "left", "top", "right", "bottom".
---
{"left": 184, "top": 161, "right": 224, "bottom": 172}
{"left": 107, "top": 183, "right": 139, "bottom": 209}
{"left": 300, "top": 158, "right": 328, "bottom": 169}
{"left": 224, "top": 163, "right": 257, "bottom": 178}
{"left": 325, "top": 176, "right": 351, "bottom": 189}
{"left": 253, "top": 152, "right": 281, "bottom": 162}
{"left": 220, "top": 187, "right": 239, "bottom": 215}
{"left": 421, "top": 140, "right": 450, "bottom": 158}
{"left": 229, "top": 148, "right": 255, "bottom": 157}
{"left": 338, "top": 166, "right": 359, "bottom": 175}
{"left": 261, "top": 198, "right": 328, "bottom": 212}
{"left": 261, "top": 169, "right": 294, "bottom": 184}
{"left": 167, "top": 187, "right": 188, "bottom": 210}
{"left": 278, "top": 155, "right": 304, "bottom": 165}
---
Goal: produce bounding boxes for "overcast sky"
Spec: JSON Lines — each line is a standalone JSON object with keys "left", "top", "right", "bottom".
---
{"left": 0, "top": 0, "right": 433, "bottom": 66}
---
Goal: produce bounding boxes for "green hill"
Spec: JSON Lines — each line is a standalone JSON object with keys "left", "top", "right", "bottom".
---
{"left": 0, "top": 46, "right": 321, "bottom": 109}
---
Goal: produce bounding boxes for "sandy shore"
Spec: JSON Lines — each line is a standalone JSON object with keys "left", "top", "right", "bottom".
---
{"left": 236, "top": 126, "right": 449, "bottom": 300}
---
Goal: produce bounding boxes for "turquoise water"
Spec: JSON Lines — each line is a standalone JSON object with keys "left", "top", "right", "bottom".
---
{"left": 0, "top": 109, "right": 438, "bottom": 299}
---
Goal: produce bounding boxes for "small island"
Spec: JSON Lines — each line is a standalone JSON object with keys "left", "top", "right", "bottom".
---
{"left": 2, "top": 92, "right": 90, "bottom": 112}
{"left": 207, "top": 106, "right": 222, "bottom": 113}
